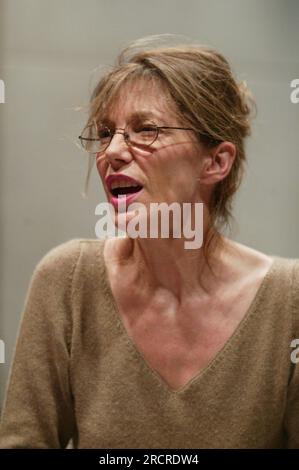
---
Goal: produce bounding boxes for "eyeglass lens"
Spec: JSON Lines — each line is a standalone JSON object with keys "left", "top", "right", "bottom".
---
{"left": 80, "top": 122, "right": 158, "bottom": 153}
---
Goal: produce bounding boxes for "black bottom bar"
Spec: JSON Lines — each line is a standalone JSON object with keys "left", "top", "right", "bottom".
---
{"left": 0, "top": 449, "right": 298, "bottom": 468}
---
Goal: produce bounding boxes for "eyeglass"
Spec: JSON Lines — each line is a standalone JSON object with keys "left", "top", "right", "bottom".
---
{"left": 78, "top": 120, "right": 221, "bottom": 154}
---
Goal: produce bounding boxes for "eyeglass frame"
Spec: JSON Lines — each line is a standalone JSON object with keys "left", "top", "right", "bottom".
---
{"left": 78, "top": 122, "right": 221, "bottom": 154}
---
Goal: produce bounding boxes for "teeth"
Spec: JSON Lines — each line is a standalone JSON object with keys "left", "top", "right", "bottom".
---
{"left": 110, "top": 180, "right": 140, "bottom": 190}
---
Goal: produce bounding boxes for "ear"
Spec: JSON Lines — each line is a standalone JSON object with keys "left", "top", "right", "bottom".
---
{"left": 200, "top": 141, "right": 236, "bottom": 184}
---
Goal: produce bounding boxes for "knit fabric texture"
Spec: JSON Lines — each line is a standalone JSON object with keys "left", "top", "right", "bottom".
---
{"left": 0, "top": 238, "right": 298, "bottom": 448}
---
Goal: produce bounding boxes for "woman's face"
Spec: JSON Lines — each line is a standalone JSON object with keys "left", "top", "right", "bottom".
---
{"left": 96, "top": 79, "right": 206, "bottom": 232}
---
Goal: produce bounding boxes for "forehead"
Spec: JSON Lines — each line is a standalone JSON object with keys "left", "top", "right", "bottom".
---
{"left": 101, "top": 79, "right": 177, "bottom": 125}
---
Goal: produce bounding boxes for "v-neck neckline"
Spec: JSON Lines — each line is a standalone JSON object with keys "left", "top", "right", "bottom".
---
{"left": 97, "top": 238, "right": 279, "bottom": 395}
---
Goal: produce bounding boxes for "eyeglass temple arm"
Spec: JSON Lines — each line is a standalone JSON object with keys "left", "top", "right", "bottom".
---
{"left": 79, "top": 136, "right": 101, "bottom": 141}
{"left": 158, "top": 126, "right": 221, "bottom": 142}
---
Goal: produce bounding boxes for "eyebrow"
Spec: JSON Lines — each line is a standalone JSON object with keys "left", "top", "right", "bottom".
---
{"left": 100, "top": 111, "right": 161, "bottom": 125}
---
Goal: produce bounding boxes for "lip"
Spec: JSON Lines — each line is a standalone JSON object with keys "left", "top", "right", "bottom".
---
{"left": 109, "top": 187, "right": 144, "bottom": 210}
{"left": 105, "top": 174, "right": 144, "bottom": 210}
{"left": 105, "top": 174, "right": 143, "bottom": 191}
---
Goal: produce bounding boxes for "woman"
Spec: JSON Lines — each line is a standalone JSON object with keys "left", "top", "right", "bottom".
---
{"left": 0, "top": 36, "right": 298, "bottom": 449}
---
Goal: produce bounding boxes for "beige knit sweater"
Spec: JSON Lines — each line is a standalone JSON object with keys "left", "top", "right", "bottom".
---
{"left": 0, "top": 238, "right": 298, "bottom": 449}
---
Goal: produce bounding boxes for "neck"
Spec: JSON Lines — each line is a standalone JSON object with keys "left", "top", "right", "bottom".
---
{"left": 117, "top": 225, "right": 229, "bottom": 303}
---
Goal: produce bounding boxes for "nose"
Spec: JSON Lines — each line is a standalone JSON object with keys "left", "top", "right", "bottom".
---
{"left": 104, "top": 128, "right": 132, "bottom": 166}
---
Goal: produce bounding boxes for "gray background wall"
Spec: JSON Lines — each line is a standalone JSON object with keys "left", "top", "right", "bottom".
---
{"left": 0, "top": 0, "right": 298, "bottom": 408}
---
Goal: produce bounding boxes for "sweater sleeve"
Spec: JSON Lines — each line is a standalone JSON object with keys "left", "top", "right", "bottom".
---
{"left": 0, "top": 239, "right": 81, "bottom": 449}
{"left": 284, "top": 259, "right": 299, "bottom": 449}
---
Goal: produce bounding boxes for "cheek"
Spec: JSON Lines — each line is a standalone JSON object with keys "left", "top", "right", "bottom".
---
{"left": 96, "top": 157, "right": 108, "bottom": 178}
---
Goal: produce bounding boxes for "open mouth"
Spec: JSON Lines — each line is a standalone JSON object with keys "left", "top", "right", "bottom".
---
{"left": 110, "top": 185, "right": 143, "bottom": 197}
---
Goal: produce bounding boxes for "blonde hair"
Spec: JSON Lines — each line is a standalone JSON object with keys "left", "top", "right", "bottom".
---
{"left": 81, "top": 34, "right": 256, "bottom": 277}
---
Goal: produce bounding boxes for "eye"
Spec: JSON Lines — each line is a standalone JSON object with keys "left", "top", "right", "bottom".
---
{"left": 132, "top": 123, "right": 157, "bottom": 138}
{"left": 98, "top": 127, "right": 111, "bottom": 140}
{"left": 131, "top": 120, "right": 155, "bottom": 131}
{"left": 136, "top": 125, "right": 155, "bottom": 132}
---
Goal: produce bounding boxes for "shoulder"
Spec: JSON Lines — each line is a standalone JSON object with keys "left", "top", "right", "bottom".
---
{"left": 33, "top": 238, "right": 82, "bottom": 282}
{"left": 30, "top": 238, "right": 106, "bottom": 292}
{"left": 260, "top": 254, "right": 299, "bottom": 335}
{"left": 291, "top": 258, "right": 299, "bottom": 281}
{"left": 36, "top": 238, "right": 81, "bottom": 267}
{"left": 23, "top": 238, "right": 108, "bottom": 318}
{"left": 228, "top": 239, "right": 297, "bottom": 278}
{"left": 226, "top": 240, "right": 298, "bottom": 303}
{"left": 35, "top": 237, "right": 106, "bottom": 273}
